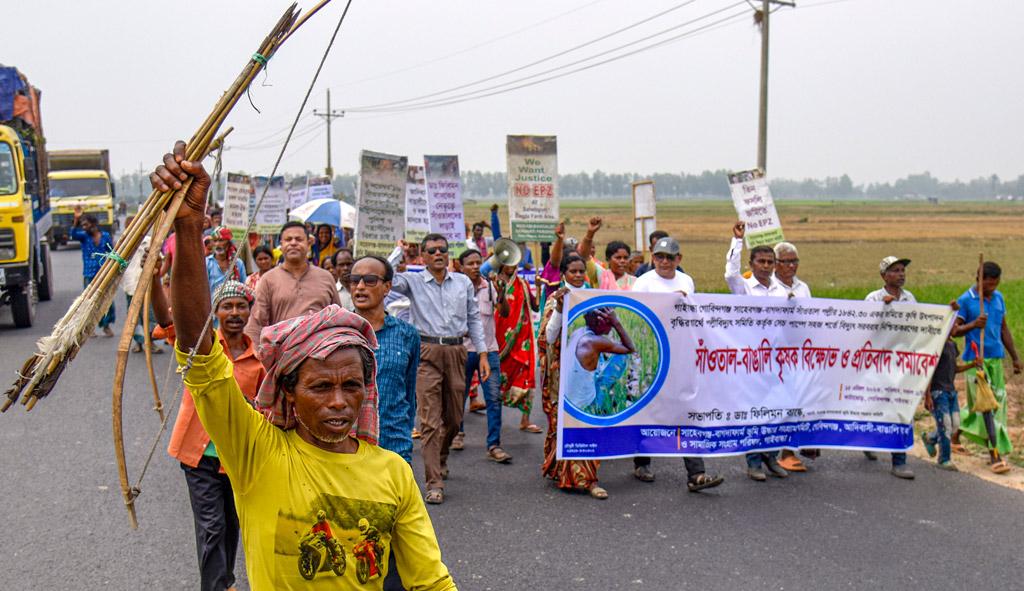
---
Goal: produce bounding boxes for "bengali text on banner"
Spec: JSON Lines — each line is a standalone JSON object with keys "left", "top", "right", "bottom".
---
{"left": 556, "top": 290, "right": 955, "bottom": 460}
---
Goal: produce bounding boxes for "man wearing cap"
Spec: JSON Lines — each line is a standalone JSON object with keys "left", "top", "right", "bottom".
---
{"left": 865, "top": 256, "right": 916, "bottom": 304}
{"left": 863, "top": 256, "right": 916, "bottom": 478}
{"left": 631, "top": 236, "right": 724, "bottom": 492}
{"left": 725, "top": 222, "right": 790, "bottom": 481}
{"left": 634, "top": 230, "right": 678, "bottom": 278}
{"left": 150, "top": 140, "right": 457, "bottom": 591}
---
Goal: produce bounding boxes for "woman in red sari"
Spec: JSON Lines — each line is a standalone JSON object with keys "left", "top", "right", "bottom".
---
{"left": 538, "top": 253, "right": 606, "bottom": 499}
{"left": 494, "top": 263, "right": 542, "bottom": 433}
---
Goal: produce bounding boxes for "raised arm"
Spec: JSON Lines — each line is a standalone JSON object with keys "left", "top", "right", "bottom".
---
{"left": 724, "top": 221, "right": 746, "bottom": 295}
{"left": 490, "top": 203, "right": 502, "bottom": 239}
{"left": 151, "top": 140, "right": 213, "bottom": 355}
{"left": 549, "top": 221, "right": 566, "bottom": 271}
{"left": 578, "top": 216, "right": 601, "bottom": 259}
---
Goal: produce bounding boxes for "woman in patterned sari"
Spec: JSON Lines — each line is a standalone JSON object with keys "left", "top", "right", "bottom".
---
{"left": 494, "top": 263, "right": 542, "bottom": 433}
{"left": 538, "top": 252, "right": 607, "bottom": 499}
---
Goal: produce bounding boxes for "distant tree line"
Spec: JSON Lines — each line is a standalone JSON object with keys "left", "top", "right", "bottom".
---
{"left": 112, "top": 169, "right": 1024, "bottom": 203}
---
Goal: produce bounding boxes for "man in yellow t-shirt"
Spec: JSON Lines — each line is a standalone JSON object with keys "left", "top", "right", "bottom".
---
{"left": 152, "top": 140, "right": 457, "bottom": 591}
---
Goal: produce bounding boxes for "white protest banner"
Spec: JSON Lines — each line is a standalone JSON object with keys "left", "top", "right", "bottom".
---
{"left": 252, "top": 176, "right": 288, "bottom": 234}
{"left": 288, "top": 177, "right": 308, "bottom": 211}
{"left": 404, "top": 165, "right": 430, "bottom": 244}
{"left": 506, "top": 135, "right": 558, "bottom": 242}
{"left": 556, "top": 290, "right": 954, "bottom": 459}
{"left": 307, "top": 175, "right": 334, "bottom": 200}
{"left": 356, "top": 150, "right": 408, "bottom": 256}
{"left": 223, "top": 172, "right": 253, "bottom": 237}
{"left": 728, "top": 168, "right": 784, "bottom": 248}
{"left": 632, "top": 180, "right": 656, "bottom": 252}
{"left": 424, "top": 155, "right": 466, "bottom": 247}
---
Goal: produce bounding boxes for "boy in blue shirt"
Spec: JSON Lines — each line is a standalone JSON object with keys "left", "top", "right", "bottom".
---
{"left": 951, "top": 262, "right": 1022, "bottom": 474}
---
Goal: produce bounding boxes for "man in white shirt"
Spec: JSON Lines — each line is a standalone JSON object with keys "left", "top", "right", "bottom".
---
{"left": 863, "top": 255, "right": 916, "bottom": 479}
{"left": 865, "top": 256, "right": 916, "bottom": 304}
{"left": 771, "top": 241, "right": 814, "bottom": 471}
{"left": 632, "top": 237, "right": 696, "bottom": 295}
{"left": 632, "top": 237, "right": 724, "bottom": 492}
{"left": 725, "top": 222, "right": 788, "bottom": 298}
{"left": 773, "top": 241, "right": 811, "bottom": 299}
{"left": 725, "top": 222, "right": 791, "bottom": 482}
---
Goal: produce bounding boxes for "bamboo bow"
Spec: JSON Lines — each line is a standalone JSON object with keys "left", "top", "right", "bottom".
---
{"left": 3, "top": 0, "right": 335, "bottom": 529}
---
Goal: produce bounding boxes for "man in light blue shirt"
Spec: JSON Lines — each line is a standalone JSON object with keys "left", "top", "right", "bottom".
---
{"left": 389, "top": 233, "right": 489, "bottom": 505}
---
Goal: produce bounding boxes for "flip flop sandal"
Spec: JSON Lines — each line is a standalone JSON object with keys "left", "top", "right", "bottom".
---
{"left": 687, "top": 474, "right": 724, "bottom": 492}
{"left": 991, "top": 461, "right": 1011, "bottom": 474}
{"left": 425, "top": 489, "right": 444, "bottom": 504}
{"left": 951, "top": 443, "right": 969, "bottom": 455}
{"left": 588, "top": 485, "right": 609, "bottom": 500}
{"left": 520, "top": 424, "right": 542, "bottom": 433}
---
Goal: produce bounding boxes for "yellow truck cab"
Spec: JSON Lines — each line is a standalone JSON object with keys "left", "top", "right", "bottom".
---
{"left": 48, "top": 149, "right": 116, "bottom": 248}
{"left": 0, "top": 64, "right": 53, "bottom": 327}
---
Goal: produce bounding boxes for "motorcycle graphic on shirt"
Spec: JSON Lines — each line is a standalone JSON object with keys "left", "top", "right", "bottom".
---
{"left": 283, "top": 498, "right": 395, "bottom": 585}
{"left": 298, "top": 510, "right": 347, "bottom": 580}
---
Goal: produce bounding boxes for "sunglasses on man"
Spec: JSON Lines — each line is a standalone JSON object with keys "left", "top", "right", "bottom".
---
{"left": 424, "top": 246, "right": 448, "bottom": 255}
{"left": 349, "top": 274, "right": 386, "bottom": 287}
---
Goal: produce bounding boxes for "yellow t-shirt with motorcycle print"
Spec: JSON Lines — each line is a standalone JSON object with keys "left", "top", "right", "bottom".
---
{"left": 179, "top": 340, "right": 456, "bottom": 590}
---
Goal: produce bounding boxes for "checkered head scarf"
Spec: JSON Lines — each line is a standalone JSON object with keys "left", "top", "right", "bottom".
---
{"left": 255, "top": 305, "right": 379, "bottom": 445}
{"left": 212, "top": 280, "right": 254, "bottom": 310}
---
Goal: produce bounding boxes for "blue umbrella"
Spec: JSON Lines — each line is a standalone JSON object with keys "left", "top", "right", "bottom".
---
{"left": 288, "top": 198, "right": 356, "bottom": 229}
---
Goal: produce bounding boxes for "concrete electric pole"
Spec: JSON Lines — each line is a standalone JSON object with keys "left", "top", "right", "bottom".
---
{"left": 312, "top": 88, "right": 344, "bottom": 178}
{"left": 756, "top": 0, "right": 795, "bottom": 173}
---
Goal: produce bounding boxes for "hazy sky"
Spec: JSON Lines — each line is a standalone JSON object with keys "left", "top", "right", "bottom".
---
{"left": 7, "top": 0, "right": 1023, "bottom": 183}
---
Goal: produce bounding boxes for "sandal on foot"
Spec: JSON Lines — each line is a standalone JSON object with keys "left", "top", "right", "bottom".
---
{"left": 777, "top": 454, "right": 807, "bottom": 472}
{"left": 587, "top": 485, "right": 608, "bottom": 500}
{"left": 425, "top": 489, "right": 444, "bottom": 504}
{"left": 520, "top": 424, "right": 542, "bottom": 433}
{"left": 951, "top": 443, "right": 968, "bottom": 455}
{"left": 687, "top": 473, "right": 724, "bottom": 492}
{"left": 990, "top": 460, "right": 1011, "bottom": 474}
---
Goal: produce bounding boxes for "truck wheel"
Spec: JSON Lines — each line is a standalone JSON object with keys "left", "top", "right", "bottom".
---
{"left": 37, "top": 244, "right": 53, "bottom": 302}
{"left": 11, "top": 283, "right": 36, "bottom": 328}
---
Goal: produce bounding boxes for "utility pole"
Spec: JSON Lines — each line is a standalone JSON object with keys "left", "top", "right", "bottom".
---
{"left": 756, "top": 0, "right": 795, "bottom": 173}
{"left": 312, "top": 88, "right": 344, "bottom": 178}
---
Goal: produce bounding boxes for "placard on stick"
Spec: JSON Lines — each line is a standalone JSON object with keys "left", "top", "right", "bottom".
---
{"left": 506, "top": 135, "right": 558, "bottom": 242}
{"left": 425, "top": 155, "right": 466, "bottom": 246}
{"left": 356, "top": 150, "right": 408, "bottom": 256}
{"left": 727, "top": 168, "right": 784, "bottom": 248}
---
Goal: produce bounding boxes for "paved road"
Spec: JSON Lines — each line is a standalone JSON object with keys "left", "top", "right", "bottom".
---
{"left": 1, "top": 248, "right": 1022, "bottom": 590}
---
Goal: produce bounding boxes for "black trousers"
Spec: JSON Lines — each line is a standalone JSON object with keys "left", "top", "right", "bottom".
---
{"left": 182, "top": 456, "right": 240, "bottom": 591}
{"left": 634, "top": 456, "right": 706, "bottom": 480}
{"left": 383, "top": 551, "right": 405, "bottom": 590}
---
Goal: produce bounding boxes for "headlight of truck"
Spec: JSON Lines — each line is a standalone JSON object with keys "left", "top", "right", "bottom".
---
{"left": 0, "top": 247, "right": 15, "bottom": 260}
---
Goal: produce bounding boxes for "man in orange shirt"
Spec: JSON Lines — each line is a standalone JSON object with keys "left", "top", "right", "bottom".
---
{"left": 151, "top": 277, "right": 265, "bottom": 591}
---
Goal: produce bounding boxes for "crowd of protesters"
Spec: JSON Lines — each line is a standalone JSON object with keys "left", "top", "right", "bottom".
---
{"left": 75, "top": 142, "right": 1018, "bottom": 591}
